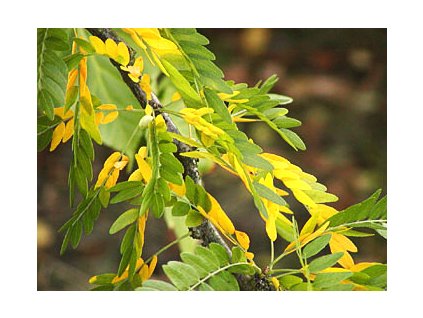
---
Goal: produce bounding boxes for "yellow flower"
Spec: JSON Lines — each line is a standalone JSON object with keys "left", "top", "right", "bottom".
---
{"left": 95, "top": 152, "right": 128, "bottom": 189}
{"left": 140, "top": 74, "right": 152, "bottom": 100}
{"left": 235, "top": 230, "right": 250, "bottom": 250}
{"left": 179, "top": 108, "right": 225, "bottom": 146}
{"left": 89, "top": 36, "right": 130, "bottom": 66}
{"left": 111, "top": 255, "right": 157, "bottom": 284}
{"left": 120, "top": 57, "right": 144, "bottom": 83}
{"left": 196, "top": 193, "right": 235, "bottom": 236}
{"left": 129, "top": 146, "right": 152, "bottom": 183}
{"left": 329, "top": 232, "right": 358, "bottom": 269}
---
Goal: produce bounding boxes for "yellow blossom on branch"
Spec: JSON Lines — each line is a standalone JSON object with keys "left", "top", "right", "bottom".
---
{"left": 95, "top": 152, "right": 128, "bottom": 189}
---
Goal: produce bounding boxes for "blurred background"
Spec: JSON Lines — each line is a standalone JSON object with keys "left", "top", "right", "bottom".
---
{"left": 37, "top": 28, "right": 387, "bottom": 290}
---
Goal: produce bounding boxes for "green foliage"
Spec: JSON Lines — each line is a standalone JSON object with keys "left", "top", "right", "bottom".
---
{"left": 37, "top": 28, "right": 69, "bottom": 120}
{"left": 327, "top": 189, "right": 387, "bottom": 237}
{"left": 69, "top": 128, "right": 94, "bottom": 204}
{"left": 139, "top": 244, "right": 258, "bottom": 291}
{"left": 38, "top": 28, "right": 386, "bottom": 292}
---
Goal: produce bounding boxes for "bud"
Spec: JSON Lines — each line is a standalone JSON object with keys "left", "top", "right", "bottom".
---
{"left": 138, "top": 115, "right": 154, "bottom": 128}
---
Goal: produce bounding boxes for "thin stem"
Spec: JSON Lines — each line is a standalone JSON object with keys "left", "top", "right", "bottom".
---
{"left": 269, "top": 239, "right": 275, "bottom": 271}
{"left": 144, "top": 232, "right": 191, "bottom": 264}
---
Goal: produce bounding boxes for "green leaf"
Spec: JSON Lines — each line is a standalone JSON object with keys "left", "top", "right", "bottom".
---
{"left": 157, "top": 177, "right": 171, "bottom": 203}
{"left": 158, "top": 142, "right": 178, "bottom": 153}
{"left": 73, "top": 37, "right": 95, "bottom": 54}
{"left": 253, "top": 182, "right": 287, "bottom": 206}
{"left": 302, "top": 234, "right": 332, "bottom": 258}
{"left": 161, "top": 59, "right": 202, "bottom": 107}
{"left": 64, "top": 86, "right": 79, "bottom": 113}
{"left": 259, "top": 74, "right": 279, "bottom": 94}
{"left": 99, "top": 187, "right": 110, "bottom": 208}
{"left": 64, "top": 53, "right": 85, "bottom": 71}
{"left": 37, "top": 125, "right": 53, "bottom": 151}
{"left": 109, "top": 181, "right": 143, "bottom": 193}
{"left": 313, "top": 272, "right": 353, "bottom": 289}
{"left": 267, "top": 93, "right": 293, "bottom": 105}
{"left": 89, "top": 273, "right": 116, "bottom": 285}
{"left": 302, "top": 190, "right": 338, "bottom": 204}
{"left": 209, "top": 243, "right": 230, "bottom": 267}
{"left": 242, "top": 153, "right": 274, "bottom": 171}
{"left": 185, "top": 210, "right": 203, "bottom": 227}
{"left": 110, "top": 186, "right": 143, "bottom": 204}
{"left": 37, "top": 89, "right": 55, "bottom": 120}
{"left": 327, "top": 189, "right": 384, "bottom": 228}
{"left": 109, "top": 208, "right": 139, "bottom": 234}
{"left": 279, "top": 128, "right": 306, "bottom": 150}
{"left": 160, "top": 166, "right": 183, "bottom": 185}
{"left": 120, "top": 224, "right": 136, "bottom": 254}
{"left": 160, "top": 153, "right": 184, "bottom": 173}
{"left": 308, "top": 252, "right": 344, "bottom": 273}
{"left": 163, "top": 261, "right": 200, "bottom": 290}
{"left": 208, "top": 271, "right": 239, "bottom": 291}
{"left": 204, "top": 88, "right": 232, "bottom": 124}
{"left": 184, "top": 176, "right": 196, "bottom": 202}
{"left": 231, "top": 246, "right": 246, "bottom": 264}
{"left": 273, "top": 116, "right": 302, "bottom": 129}
{"left": 279, "top": 275, "right": 303, "bottom": 289}
{"left": 172, "top": 201, "right": 191, "bottom": 216}
{"left": 136, "top": 280, "right": 178, "bottom": 291}
{"left": 150, "top": 193, "right": 165, "bottom": 218}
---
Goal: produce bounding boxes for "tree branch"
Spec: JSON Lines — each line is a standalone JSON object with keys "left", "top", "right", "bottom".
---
{"left": 86, "top": 28, "right": 230, "bottom": 254}
{"left": 85, "top": 28, "right": 274, "bottom": 290}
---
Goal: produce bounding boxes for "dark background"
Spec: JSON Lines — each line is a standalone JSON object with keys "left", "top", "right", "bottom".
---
{"left": 37, "top": 28, "right": 387, "bottom": 290}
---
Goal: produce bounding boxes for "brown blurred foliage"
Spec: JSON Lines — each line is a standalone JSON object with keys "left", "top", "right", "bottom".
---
{"left": 37, "top": 29, "right": 386, "bottom": 290}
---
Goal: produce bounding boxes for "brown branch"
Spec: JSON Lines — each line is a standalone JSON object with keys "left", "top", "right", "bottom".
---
{"left": 85, "top": 28, "right": 230, "bottom": 254}
{"left": 85, "top": 28, "right": 274, "bottom": 291}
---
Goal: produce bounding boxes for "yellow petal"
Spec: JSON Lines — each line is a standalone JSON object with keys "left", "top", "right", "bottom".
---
{"left": 292, "top": 189, "right": 316, "bottom": 207}
{"left": 95, "top": 112, "right": 104, "bottom": 126}
{"left": 54, "top": 106, "right": 74, "bottom": 120}
{"left": 50, "top": 122, "right": 66, "bottom": 151}
{"left": 125, "top": 105, "right": 134, "bottom": 111}
{"left": 102, "top": 111, "right": 119, "bottom": 124}
{"left": 235, "top": 230, "right": 250, "bottom": 250}
{"left": 89, "top": 36, "right": 106, "bottom": 55}
{"left": 135, "top": 155, "right": 152, "bottom": 183}
{"left": 117, "top": 41, "right": 130, "bottom": 66}
{"left": 337, "top": 251, "right": 355, "bottom": 269}
{"left": 283, "top": 179, "right": 312, "bottom": 190}
{"left": 171, "top": 92, "right": 181, "bottom": 102}
{"left": 104, "top": 152, "right": 121, "bottom": 168}
{"left": 208, "top": 193, "right": 235, "bottom": 235}
{"left": 140, "top": 74, "right": 152, "bottom": 100}
{"left": 88, "top": 275, "right": 97, "bottom": 284}
{"left": 265, "top": 213, "right": 277, "bottom": 241}
{"left": 145, "top": 104, "right": 153, "bottom": 116}
{"left": 114, "top": 160, "right": 128, "bottom": 171}
{"left": 300, "top": 214, "right": 318, "bottom": 236}
{"left": 271, "top": 277, "right": 280, "bottom": 290}
{"left": 105, "top": 38, "right": 118, "bottom": 60}
{"left": 66, "top": 69, "right": 78, "bottom": 91}
{"left": 148, "top": 255, "right": 158, "bottom": 278}
{"left": 139, "top": 264, "right": 149, "bottom": 281}
{"left": 105, "top": 169, "right": 119, "bottom": 189}
{"left": 134, "top": 28, "right": 161, "bottom": 39}
{"left": 155, "top": 114, "right": 166, "bottom": 132}
{"left": 350, "top": 262, "right": 378, "bottom": 272}
{"left": 138, "top": 215, "right": 147, "bottom": 251}
{"left": 245, "top": 251, "right": 255, "bottom": 261}
{"left": 62, "top": 118, "right": 74, "bottom": 143}
{"left": 330, "top": 233, "right": 358, "bottom": 253}
{"left": 129, "top": 169, "right": 143, "bottom": 181}
{"left": 232, "top": 117, "right": 259, "bottom": 123}
{"left": 97, "top": 104, "right": 117, "bottom": 111}
{"left": 169, "top": 182, "right": 186, "bottom": 197}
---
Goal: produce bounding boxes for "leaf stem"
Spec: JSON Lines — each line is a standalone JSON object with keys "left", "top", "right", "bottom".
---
{"left": 145, "top": 232, "right": 191, "bottom": 264}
